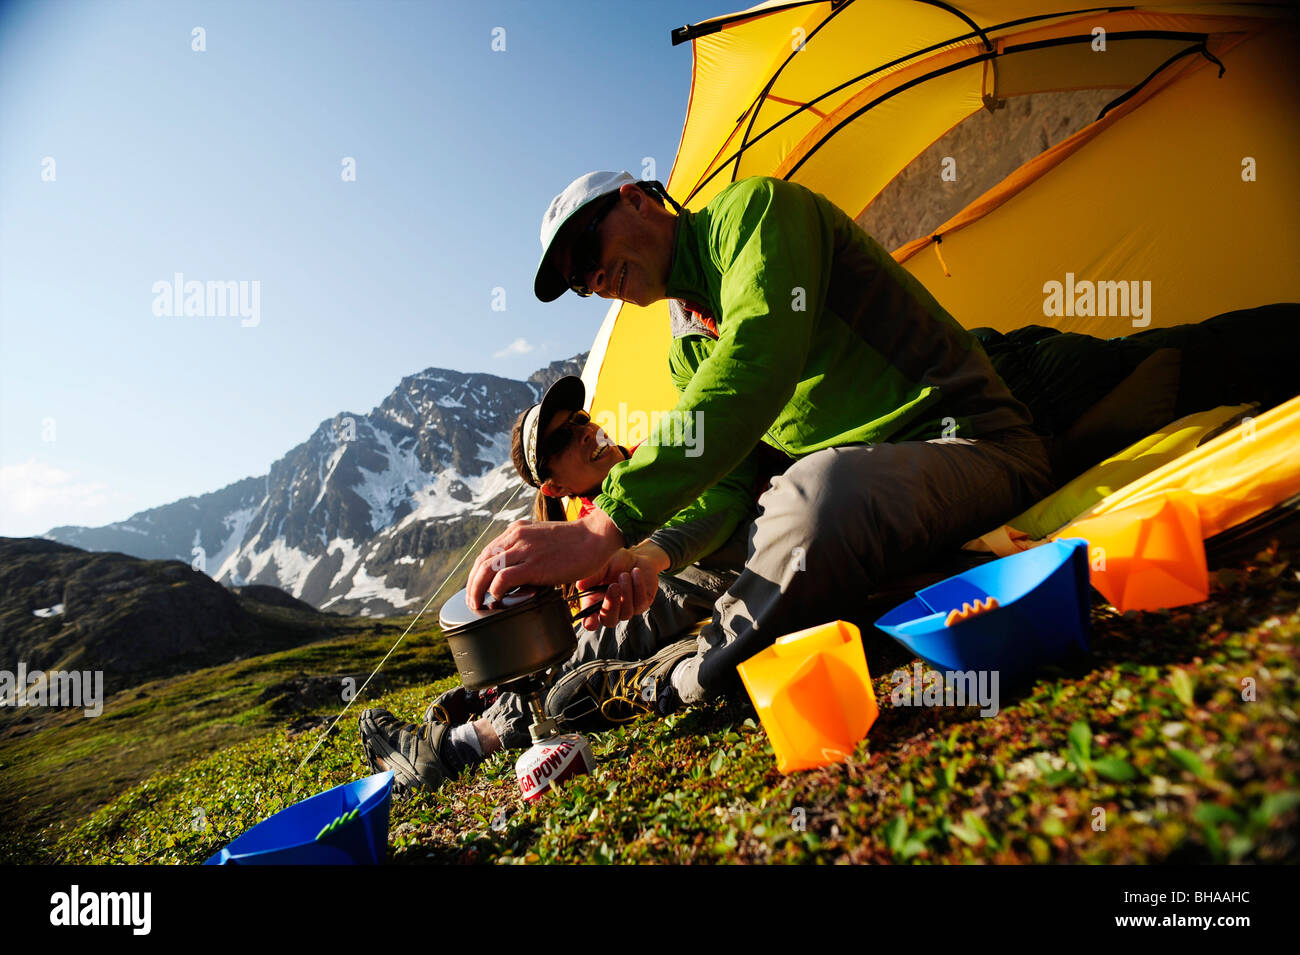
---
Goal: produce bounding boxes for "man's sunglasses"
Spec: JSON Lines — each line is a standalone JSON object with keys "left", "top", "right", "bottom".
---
{"left": 565, "top": 194, "right": 621, "bottom": 298}
{"left": 563, "top": 182, "right": 685, "bottom": 298}
{"left": 538, "top": 410, "right": 591, "bottom": 474}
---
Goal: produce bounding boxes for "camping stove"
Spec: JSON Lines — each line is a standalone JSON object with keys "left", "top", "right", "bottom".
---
{"left": 437, "top": 585, "right": 596, "bottom": 801}
{"left": 498, "top": 672, "right": 595, "bottom": 801}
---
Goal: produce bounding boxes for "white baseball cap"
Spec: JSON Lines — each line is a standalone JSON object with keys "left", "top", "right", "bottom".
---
{"left": 518, "top": 375, "right": 586, "bottom": 487}
{"left": 534, "top": 170, "right": 636, "bottom": 302}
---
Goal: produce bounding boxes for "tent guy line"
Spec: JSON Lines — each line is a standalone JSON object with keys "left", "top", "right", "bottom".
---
{"left": 295, "top": 481, "right": 527, "bottom": 771}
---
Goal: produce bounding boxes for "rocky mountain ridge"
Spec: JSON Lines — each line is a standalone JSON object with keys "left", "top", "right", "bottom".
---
{"left": 46, "top": 354, "right": 587, "bottom": 614}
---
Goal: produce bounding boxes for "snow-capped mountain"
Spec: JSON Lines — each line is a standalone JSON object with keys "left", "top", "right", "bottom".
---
{"left": 45, "top": 355, "right": 587, "bottom": 615}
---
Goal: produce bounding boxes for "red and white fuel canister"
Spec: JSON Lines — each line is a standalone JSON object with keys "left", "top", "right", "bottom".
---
{"left": 515, "top": 732, "right": 595, "bottom": 801}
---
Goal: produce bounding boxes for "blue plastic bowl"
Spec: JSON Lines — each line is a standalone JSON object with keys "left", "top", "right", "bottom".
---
{"left": 874, "top": 538, "right": 1091, "bottom": 684}
{"left": 204, "top": 770, "right": 394, "bottom": 865}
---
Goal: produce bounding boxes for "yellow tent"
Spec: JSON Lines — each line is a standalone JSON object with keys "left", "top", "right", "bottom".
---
{"left": 580, "top": 0, "right": 1299, "bottom": 543}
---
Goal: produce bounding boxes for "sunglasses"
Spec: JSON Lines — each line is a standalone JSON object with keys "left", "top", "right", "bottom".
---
{"left": 537, "top": 410, "right": 591, "bottom": 475}
{"left": 565, "top": 194, "right": 621, "bottom": 297}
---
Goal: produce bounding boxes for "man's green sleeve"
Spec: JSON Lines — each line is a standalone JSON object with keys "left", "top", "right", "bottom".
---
{"left": 647, "top": 447, "right": 759, "bottom": 574}
{"left": 640, "top": 334, "right": 757, "bottom": 573}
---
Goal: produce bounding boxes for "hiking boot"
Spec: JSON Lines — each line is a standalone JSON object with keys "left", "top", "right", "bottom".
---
{"left": 422, "top": 685, "right": 499, "bottom": 726}
{"left": 544, "top": 638, "right": 697, "bottom": 730}
{"left": 358, "top": 708, "right": 453, "bottom": 796}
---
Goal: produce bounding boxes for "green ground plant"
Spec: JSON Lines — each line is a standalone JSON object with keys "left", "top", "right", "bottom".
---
{"left": 4, "top": 545, "right": 1296, "bottom": 865}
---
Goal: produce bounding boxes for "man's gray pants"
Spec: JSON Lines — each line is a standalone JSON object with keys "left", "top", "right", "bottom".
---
{"left": 481, "top": 570, "right": 730, "bottom": 749}
{"left": 671, "top": 426, "right": 1055, "bottom": 702}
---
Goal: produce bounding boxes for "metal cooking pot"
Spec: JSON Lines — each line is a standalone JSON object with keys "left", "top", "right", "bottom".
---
{"left": 438, "top": 585, "right": 579, "bottom": 690}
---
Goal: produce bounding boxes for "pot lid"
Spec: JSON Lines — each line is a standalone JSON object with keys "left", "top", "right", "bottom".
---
{"left": 438, "top": 585, "right": 552, "bottom": 629}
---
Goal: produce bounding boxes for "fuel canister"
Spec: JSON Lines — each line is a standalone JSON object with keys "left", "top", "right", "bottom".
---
{"left": 515, "top": 732, "right": 595, "bottom": 801}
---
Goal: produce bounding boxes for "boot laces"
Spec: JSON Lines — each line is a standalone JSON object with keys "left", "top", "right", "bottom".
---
{"left": 597, "top": 663, "right": 656, "bottom": 722}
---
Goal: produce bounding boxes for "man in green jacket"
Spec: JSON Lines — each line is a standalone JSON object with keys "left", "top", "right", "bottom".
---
{"left": 467, "top": 170, "right": 1053, "bottom": 717}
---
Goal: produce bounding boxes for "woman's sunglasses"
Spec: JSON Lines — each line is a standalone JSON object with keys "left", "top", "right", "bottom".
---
{"left": 538, "top": 410, "right": 591, "bottom": 473}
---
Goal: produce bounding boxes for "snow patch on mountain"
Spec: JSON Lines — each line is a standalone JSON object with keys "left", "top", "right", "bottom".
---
{"left": 312, "top": 439, "right": 351, "bottom": 512}
{"left": 326, "top": 537, "right": 364, "bottom": 591}
{"left": 344, "top": 564, "right": 414, "bottom": 609}
{"left": 242, "top": 537, "right": 324, "bottom": 598}
{"left": 397, "top": 459, "right": 522, "bottom": 530}
{"left": 354, "top": 426, "right": 432, "bottom": 532}
{"left": 210, "top": 506, "right": 260, "bottom": 581}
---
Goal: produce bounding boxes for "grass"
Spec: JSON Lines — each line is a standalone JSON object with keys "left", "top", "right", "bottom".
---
{"left": 0, "top": 606, "right": 451, "bottom": 863}
{"left": 4, "top": 544, "right": 1298, "bottom": 864}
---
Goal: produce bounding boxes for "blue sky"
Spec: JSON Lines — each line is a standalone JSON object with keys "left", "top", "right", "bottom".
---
{"left": 0, "top": 0, "right": 723, "bottom": 536}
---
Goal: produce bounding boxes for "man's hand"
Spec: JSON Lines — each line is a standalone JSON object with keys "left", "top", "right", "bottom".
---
{"left": 576, "top": 540, "right": 671, "bottom": 630}
{"left": 466, "top": 508, "right": 625, "bottom": 610}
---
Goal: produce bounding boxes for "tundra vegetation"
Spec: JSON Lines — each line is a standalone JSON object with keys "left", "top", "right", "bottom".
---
{"left": 2, "top": 544, "right": 1296, "bottom": 865}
